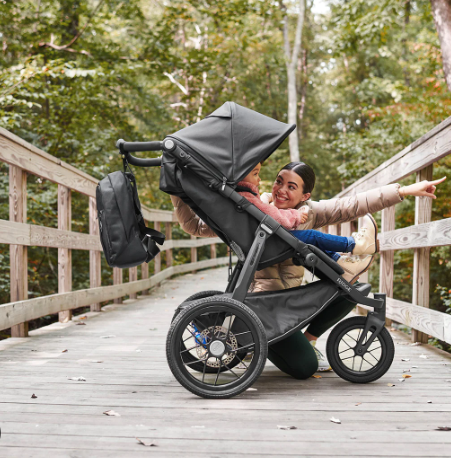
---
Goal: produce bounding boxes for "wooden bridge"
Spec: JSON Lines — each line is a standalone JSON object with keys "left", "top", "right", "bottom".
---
{"left": 0, "top": 118, "right": 451, "bottom": 457}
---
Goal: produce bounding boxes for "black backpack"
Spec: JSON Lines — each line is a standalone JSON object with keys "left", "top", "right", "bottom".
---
{"left": 96, "top": 170, "right": 165, "bottom": 268}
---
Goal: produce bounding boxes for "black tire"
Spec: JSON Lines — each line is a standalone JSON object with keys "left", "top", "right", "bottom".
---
{"left": 166, "top": 296, "right": 267, "bottom": 399}
{"left": 326, "top": 316, "right": 395, "bottom": 383}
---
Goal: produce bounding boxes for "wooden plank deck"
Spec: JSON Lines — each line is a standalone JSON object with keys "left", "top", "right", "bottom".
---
{"left": 1, "top": 266, "right": 451, "bottom": 458}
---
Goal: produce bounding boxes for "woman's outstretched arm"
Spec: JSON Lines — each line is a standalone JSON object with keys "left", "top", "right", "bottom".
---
{"left": 170, "top": 195, "right": 217, "bottom": 238}
{"left": 309, "top": 177, "right": 446, "bottom": 229}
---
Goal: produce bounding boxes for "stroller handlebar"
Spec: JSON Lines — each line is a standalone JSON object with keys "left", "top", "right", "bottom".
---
{"left": 116, "top": 139, "right": 163, "bottom": 167}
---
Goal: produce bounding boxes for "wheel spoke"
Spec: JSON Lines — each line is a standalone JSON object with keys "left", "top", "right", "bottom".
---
{"left": 183, "top": 356, "right": 209, "bottom": 367}
{"left": 341, "top": 338, "right": 354, "bottom": 351}
{"left": 366, "top": 350, "right": 380, "bottom": 362}
{"left": 233, "top": 330, "right": 252, "bottom": 337}
{"left": 346, "top": 332, "right": 359, "bottom": 344}
{"left": 229, "top": 342, "right": 255, "bottom": 353}
{"left": 202, "top": 358, "right": 207, "bottom": 383}
{"left": 340, "top": 355, "right": 356, "bottom": 362}
{"left": 233, "top": 351, "right": 249, "bottom": 370}
{"left": 362, "top": 355, "right": 375, "bottom": 368}
{"left": 339, "top": 347, "right": 353, "bottom": 355}
{"left": 180, "top": 344, "right": 201, "bottom": 355}
{"left": 359, "top": 356, "right": 364, "bottom": 371}
{"left": 214, "top": 358, "right": 222, "bottom": 386}
{"left": 222, "top": 363, "right": 241, "bottom": 380}
{"left": 368, "top": 345, "right": 381, "bottom": 354}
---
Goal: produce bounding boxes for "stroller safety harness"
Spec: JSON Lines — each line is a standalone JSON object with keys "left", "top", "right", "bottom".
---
{"left": 111, "top": 101, "right": 395, "bottom": 399}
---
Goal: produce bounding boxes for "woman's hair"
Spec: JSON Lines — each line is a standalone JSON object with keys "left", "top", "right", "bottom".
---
{"left": 279, "top": 162, "right": 316, "bottom": 194}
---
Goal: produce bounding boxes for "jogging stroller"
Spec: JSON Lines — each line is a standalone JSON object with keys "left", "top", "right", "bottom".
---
{"left": 116, "top": 102, "right": 395, "bottom": 399}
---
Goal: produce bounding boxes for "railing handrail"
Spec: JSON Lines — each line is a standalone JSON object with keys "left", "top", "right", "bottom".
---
{"left": 330, "top": 116, "right": 451, "bottom": 345}
{"left": 0, "top": 128, "right": 225, "bottom": 336}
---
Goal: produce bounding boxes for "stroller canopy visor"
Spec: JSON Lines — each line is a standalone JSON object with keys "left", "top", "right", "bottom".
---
{"left": 168, "top": 102, "right": 296, "bottom": 185}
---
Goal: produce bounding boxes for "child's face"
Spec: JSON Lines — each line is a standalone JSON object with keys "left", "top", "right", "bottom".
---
{"left": 244, "top": 163, "right": 262, "bottom": 187}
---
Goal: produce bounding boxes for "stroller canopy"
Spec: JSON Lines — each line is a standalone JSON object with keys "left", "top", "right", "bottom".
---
{"left": 168, "top": 102, "right": 296, "bottom": 185}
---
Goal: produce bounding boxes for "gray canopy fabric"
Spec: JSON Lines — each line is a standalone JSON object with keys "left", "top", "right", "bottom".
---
{"left": 168, "top": 102, "right": 296, "bottom": 185}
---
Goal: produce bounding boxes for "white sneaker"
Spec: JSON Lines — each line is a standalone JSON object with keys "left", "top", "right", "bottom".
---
{"left": 351, "top": 213, "right": 379, "bottom": 256}
{"left": 310, "top": 340, "right": 332, "bottom": 372}
{"left": 337, "top": 254, "right": 374, "bottom": 284}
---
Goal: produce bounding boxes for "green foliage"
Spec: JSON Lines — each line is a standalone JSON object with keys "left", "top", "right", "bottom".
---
{"left": 0, "top": 0, "right": 450, "bottom": 321}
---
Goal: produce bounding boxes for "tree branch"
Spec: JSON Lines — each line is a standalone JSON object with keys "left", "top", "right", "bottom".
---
{"left": 38, "top": 0, "right": 105, "bottom": 56}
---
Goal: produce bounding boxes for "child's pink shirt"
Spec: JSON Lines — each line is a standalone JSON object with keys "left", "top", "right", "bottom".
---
{"left": 237, "top": 181, "right": 303, "bottom": 230}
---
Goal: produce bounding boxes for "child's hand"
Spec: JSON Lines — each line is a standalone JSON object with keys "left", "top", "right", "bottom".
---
{"left": 299, "top": 206, "right": 309, "bottom": 223}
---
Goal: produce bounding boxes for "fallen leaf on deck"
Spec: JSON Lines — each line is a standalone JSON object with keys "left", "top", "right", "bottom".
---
{"left": 427, "top": 400, "right": 432, "bottom": 403}
{"left": 104, "top": 410, "right": 121, "bottom": 416}
{"left": 402, "top": 374, "right": 412, "bottom": 378}
{"left": 401, "top": 358, "right": 410, "bottom": 362}
{"left": 398, "top": 379, "right": 405, "bottom": 382}
{"left": 419, "top": 354, "right": 428, "bottom": 359}
{"left": 247, "top": 388, "right": 257, "bottom": 391}
{"left": 68, "top": 377, "right": 86, "bottom": 382}
{"left": 411, "top": 342, "right": 422, "bottom": 346}
{"left": 90, "top": 360, "right": 103, "bottom": 363}
{"left": 355, "top": 402, "right": 362, "bottom": 406}
{"left": 100, "top": 335, "right": 116, "bottom": 339}
{"left": 412, "top": 365, "right": 419, "bottom": 368}
{"left": 62, "top": 349, "right": 68, "bottom": 353}
{"left": 330, "top": 417, "right": 341, "bottom": 424}
{"left": 31, "top": 394, "right": 37, "bottom": 399}
{"left": 76, "top": 322, "right": 86, "bottom": 326}
{"left": 277, "top": 425, "right": 297, "bottom": 430}
{"left": 387, "top": 383, "right": 396, "bottom": 387}
{"left": 136, "top": 437, "right": 157, "bottom": 446}
{"left": 403, "top": 369, "right": 410, "bottom": 373}
{"left": 311, "top": 375, "right": 322, "bottom": 379}
{"left": 79, "top": 316, "right": 87, "bottom": 320}
{"left": 149, "top": 328, "right": 157, "bottom": 331}
{"left": 436, "top": 427, "right": 451, "bottom": 431}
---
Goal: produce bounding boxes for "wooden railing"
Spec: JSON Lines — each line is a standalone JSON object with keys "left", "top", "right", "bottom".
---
{"left": 325, "top": 117, "right": 451, "bottom": 344}
{"left": 0, "top": 128, "right": 226, "bottom": 337}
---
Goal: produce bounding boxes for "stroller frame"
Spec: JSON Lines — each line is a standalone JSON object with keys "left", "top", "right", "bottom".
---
{"left": 118, "top": 138, "right": 387, "bottom": 361}
{"left": 116, "top": 103, "right": 395, "bottom": 398}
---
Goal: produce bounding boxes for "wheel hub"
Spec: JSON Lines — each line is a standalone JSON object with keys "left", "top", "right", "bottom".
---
{"left": 196, "top": 325, "right": 238, "bottom": 367}
{"left": 209, "top": 340, "right": 226, "bottom": 357}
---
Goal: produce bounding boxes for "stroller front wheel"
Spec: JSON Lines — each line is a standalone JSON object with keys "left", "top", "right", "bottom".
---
{"left": 326, "top": 316, "right": 395, "bottom": 383}
{"left": 166, "top": 296, "right": 267, "bottom": 399}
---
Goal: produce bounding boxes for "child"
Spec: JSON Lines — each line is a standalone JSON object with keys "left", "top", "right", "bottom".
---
{"left": 237, "top": 163, "right": 377, "bottom": 284}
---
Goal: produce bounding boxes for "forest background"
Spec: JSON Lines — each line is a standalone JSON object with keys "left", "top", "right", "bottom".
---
{"left": 0, "top": 0, "right": 450, "bottom": 347}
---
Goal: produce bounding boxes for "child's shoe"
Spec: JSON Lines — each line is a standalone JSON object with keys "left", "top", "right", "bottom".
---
{"left": 310, "top": 340, "right": 332, "bottom": 372}
{"left": 338, "top": 255, "right": 374, "bottom": 284}
{"left": 351, "top": 213, "right": 379, "bottom": 255}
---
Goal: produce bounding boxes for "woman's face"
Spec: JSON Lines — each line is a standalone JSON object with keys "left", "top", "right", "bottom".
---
{"left": 272, "top": 169, "right": 311, "bottom": 209}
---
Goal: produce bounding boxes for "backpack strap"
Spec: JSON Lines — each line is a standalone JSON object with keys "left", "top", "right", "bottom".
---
{"left": 141, "top": 227, "right": 165, "bottom": 245}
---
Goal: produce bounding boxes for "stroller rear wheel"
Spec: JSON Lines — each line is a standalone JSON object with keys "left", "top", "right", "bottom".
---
{"left": 326, "top": 316, "right": 395, "bottom": 383}
{"left": 166, "top": 296, "right": 267, "bottom": 399}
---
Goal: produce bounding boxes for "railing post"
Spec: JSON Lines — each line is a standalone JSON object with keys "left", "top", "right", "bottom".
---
{"left": 191, "top": 235, "right": 197, "bottom": 273}
{"left": 379, "top": 206, "right": 396, "bottom": 326}
{"left": 58, "top": 185, "right": 72, "bottom": 323}
{"left": 210, "top": 242, "right": 216, "bottom": 259}
{"left": 412, "top": 165, "right": 433, "bottom": 343}
{"left": 340, "top": 222, "right": 352, "bottom": 237}
{"left": 9, "top": 166, "right": 28, "bottom": 337}
{"left": 165, "top": 222, "right": 173, "bottom": 267}
{"left": 129, "top": 266, "right": 138, "bottom": 299}
{"left": 328, "top": 224, "right": 339, "bottom": 236}
{"left": 89, "top": 196, "right": 101, "bottom": 312}
{"left": 113, "top": 268, "right": 123, "bottom": 304}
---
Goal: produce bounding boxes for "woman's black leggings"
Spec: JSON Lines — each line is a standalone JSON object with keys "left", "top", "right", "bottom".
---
{"left": 267, "top": 295, "right": 356, "bottom": 379}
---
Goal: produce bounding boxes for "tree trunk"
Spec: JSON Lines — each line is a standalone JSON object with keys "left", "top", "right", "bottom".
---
{"left": 282, "top": 0, "right": 305, "bottom": 162}
{"left": 430, "top": 0, "right": 451, "bottom": 91}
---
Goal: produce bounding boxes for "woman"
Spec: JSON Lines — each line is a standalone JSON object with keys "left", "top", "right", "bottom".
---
{"left": 170, "top": 162, "right": 445, "bottom": 378}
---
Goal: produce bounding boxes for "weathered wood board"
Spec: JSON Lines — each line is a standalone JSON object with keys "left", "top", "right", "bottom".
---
{"left": 1, "top": 266, "right": 451, "bottom": 458}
